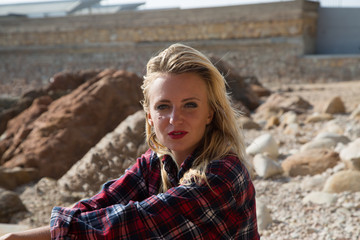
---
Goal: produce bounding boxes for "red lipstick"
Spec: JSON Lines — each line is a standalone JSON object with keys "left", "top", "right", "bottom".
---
{"left": 168, "top": 131, "right": 188, "bottom": 139}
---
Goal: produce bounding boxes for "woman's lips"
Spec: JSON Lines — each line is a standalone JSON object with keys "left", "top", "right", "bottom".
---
{"left": 168, "top": 131, "right": 188, "bottom": 139}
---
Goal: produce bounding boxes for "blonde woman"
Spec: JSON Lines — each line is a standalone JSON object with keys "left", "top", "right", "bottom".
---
{"left": 1, "top": 43, "right": 259, "bottom": 239}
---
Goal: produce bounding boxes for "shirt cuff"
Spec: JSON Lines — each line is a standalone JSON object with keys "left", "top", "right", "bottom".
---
{"left": 50, "top": 206, "right": 79, "bottom": 239}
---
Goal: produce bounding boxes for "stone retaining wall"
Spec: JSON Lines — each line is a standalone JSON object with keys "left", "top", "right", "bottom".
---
{"left": 0, "top": 0, "right": 359, "bottom": 96}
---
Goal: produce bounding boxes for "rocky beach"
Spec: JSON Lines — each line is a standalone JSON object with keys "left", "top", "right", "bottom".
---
{"left": 0, "top": 60, "right": 360, "bottom": 239}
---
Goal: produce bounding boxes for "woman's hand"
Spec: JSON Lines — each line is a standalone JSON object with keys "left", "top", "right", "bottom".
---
{"left": 0, "top": 226, "right": 50, "bottom": 240}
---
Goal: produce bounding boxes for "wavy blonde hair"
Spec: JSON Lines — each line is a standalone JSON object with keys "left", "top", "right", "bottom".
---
{"left": 141, "top": 43, "right": 247, "bottom": 192}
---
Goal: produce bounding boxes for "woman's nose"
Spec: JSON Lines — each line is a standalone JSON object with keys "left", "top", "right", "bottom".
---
{"left": 169, "top": 108, "right": 183, "bottom": 125}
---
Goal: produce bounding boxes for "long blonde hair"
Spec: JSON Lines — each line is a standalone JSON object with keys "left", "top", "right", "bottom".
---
{"left": 141, "top": 43, "right": 247, "bottom": 192}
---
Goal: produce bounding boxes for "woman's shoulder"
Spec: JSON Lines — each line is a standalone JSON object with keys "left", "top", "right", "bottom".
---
{"left": 207, "top": 154, "right": 252, "bottom": 182}
{"left": 210, "top": 154, "right": 247, "bottom": 169}
{"left": 208, "top": 154, "right": 255, "bottom": 197}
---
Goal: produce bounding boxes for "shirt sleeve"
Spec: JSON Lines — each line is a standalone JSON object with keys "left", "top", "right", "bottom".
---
{"left": 50, "top": 156, "right": 259, "bottom": 240}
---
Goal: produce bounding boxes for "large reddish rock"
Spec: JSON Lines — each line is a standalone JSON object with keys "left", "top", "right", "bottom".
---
{"left": 1, "top": 69, "right": 143, "bottom": 179}
{"left": 46, "top": 69, "right": 100, "bottom": 93}
{"left": 0, "top": 70, "right": 100, "bottom": 137}
{"left": 0, "top": 96, "right": 38, "bottom": 136}
{"left": 0, "top": 96, "right": 53, "bottom": 161}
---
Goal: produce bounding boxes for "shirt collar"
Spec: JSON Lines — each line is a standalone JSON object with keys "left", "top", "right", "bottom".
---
{"left": 160, "top": 148, "right": 200, "bottom": 185}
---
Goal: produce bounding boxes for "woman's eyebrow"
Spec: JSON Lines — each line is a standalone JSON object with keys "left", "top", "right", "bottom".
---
{"left": 157, "top": 99, "right": 171, "bottom": 103}
{"left": 182, "top": 97, "right": 201, "bottom": 102}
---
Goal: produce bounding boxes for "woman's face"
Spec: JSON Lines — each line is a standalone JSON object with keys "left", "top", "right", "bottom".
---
{"left": 147, "top": 72, "right": 214, "bottom": 164}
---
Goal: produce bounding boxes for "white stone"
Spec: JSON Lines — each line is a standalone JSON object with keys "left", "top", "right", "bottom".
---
{"left": 332, "top": 162, "right": 346, "bottom": 173}
{"left": 345, "top": 123, "right": 360, "bottom": 139}
{"left": 334, "top": 142, "right": 346, "bottom": 154}
{"left": 339, "top": 138, "right": 360, "bottom": 161}
{"left": 283, "top": 123, "right": 300, "bottom": 135}
{"left": 256, "top": 198, "right": 272, "bottom": 231}
{"left": 300, "top": 138, "right": 337, "bottom": 152}
{"left": 314, "top": 132, "right": 350, "bottom": 145}
{"left": 350, "top": 104, "right": 360, "bottom": 119}
{"left": 339, "top": 138, "right": 360, "bottom": 170}
{"left": 246, "top": 133, "right": 279, "bottom": 158}
{"left": 287, "top": 149, "right": 299, "bottom": 156}
{"left": 320, "top": 120, "right": 344, "bottom": 135}
{"left": 280, "top": 111, "right": 297, "bottom": 125}
{"left": 302, "top": 191, "right": 337, "bottom": 205}
{"left": 253, "top": 154, "right": 283, "bottom": 179}
{"left": 300, "top": 174, "right": 327, "bottom": 191}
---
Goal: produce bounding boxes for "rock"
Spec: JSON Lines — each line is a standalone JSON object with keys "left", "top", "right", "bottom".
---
{"left": 0, "top": 96, "right": 53, "bottom": 161}
{"left": 0, "top": 188, "right": 27, "bottom": 223}
{"left": 58, "top": 110, "right": 146, "bottom": 198}
{"left": 46, "top": 69, "right": 100, "bottom": 93}
{"left": 0, "top": 70, "right": 101, "bottom": 138}
{"left": 339, "top": 138, "right": 360, "bottom": 171}
{"left": 282, "top": 149, "right": 340, "bottom": 177}
{"left": 350, "top": 104, "right": 360, "bottom": 120}
{"left": 314, "top": 132, "right": 350, "bottom": 145}
{"left": 265, "top": 116, "right": 280, "bottom": 129}
{"left": 300, "top": 174, "right": 327, "bottom": 191}
{"left": 210, "top": 56, "right": 261, "bottom": 111}
{"left": 280, "top": 111, "right": 297, "bottom": 127}
{"left": 237, "top": 117, "right": 261, "bottom": 130}
{"left": 319, "top": 120, "right": 344, "bottom": 135}
{"left": 17, "top": 177, "right": 79, "bottom": 227}
{"left": 305, "top": 113, "right": 333, "bottom": 123}
{"left": 256, "top": 198, "right": 272, "bottom": 231}
{"left": 283, "top": 123, "right": 300, "bottom": 136}
{"left": 322, "top": 96, "right": 346, "bottom": 114}
{"left": 0, "top": 96, "right": 19, "bottom": 111}
{"left": 300, "top": 138, "right": 337, "bottom": 152}
{"left": 253, "top": 154, "right": 283, "bottom": 179}
{"left": 0, "top": 167, "right": 39, "bottom": 190}
{"left": 255, "top": 93, "right": 312, "bottom": 118}
{"left": 244, "top": 76, "right": 271, "bottom": 99}
{"left": 0, "top": 97, "right": 34, "bottom": 136}
{"left": 323, "top": 170, "right": 360, "bottom": 193}
{"left": 0, "top": 223, "right": 30, "bottom": 236}
{"left": 246, "top": 133, "right": 278, "bottom": 159}
{"left": 249, "top": 83, "right": 271, "bottom": 98}
{"left": 302, "top": 191, "right": 337, "bottom": 205}
{"left": 2, "top": 70, "right": 143, "bottom": 179}
{"left": 333, "top": 162, "right": 346, "bottom": 173}
{"left": 345, "top": 123, "right": 360, "bottom": 139}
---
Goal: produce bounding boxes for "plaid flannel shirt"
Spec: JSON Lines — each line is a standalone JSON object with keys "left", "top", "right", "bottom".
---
{"left": 50, "top": 149, "right": 259, "bottom": 239}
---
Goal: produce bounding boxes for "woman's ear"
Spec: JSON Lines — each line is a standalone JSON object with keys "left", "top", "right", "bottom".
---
{"left": 206, "top": 109, "right": 214, "bottom": 125}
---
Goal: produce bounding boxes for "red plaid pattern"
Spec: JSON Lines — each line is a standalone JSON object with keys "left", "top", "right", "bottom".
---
{"left": 50, "top": 149, "right": 259, "bottom": 239}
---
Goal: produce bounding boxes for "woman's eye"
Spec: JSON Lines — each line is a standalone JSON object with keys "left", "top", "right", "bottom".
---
{"left": 185, "top": 102, "right": 198, "bottom": 108}
{"left": 156, "top": 104, "right": 169, "bottom": 110}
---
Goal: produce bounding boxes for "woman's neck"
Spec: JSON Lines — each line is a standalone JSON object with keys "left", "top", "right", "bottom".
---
{"left": 172, "top": 152, "right": 188, "bottom": 167}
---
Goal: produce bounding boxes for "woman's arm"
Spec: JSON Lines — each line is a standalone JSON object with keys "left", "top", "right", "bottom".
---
{"left": 0, "top": 226, "right": 50, "bottom": 240}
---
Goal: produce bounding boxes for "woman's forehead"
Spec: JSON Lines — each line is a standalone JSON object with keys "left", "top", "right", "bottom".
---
{"left": 148, "top": 73, "right": 208, "bottom": 102}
